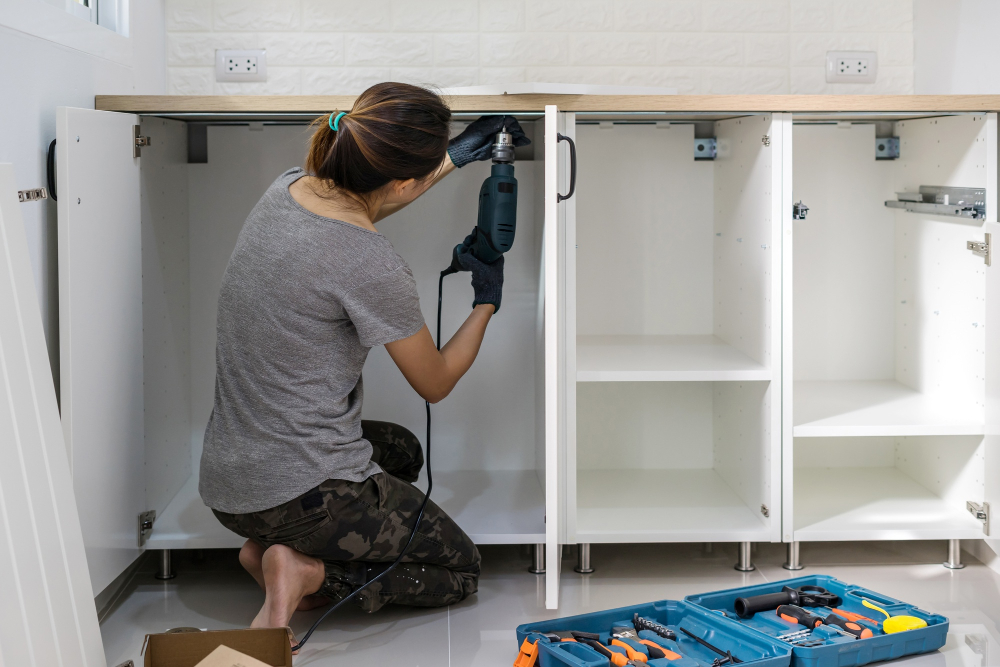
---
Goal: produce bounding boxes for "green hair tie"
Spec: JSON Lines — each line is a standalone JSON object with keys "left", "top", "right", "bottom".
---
{"left": 330, "top": 111, "right": 347, "bottom": 131}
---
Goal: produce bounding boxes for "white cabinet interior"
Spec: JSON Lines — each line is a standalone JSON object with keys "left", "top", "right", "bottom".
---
{"left": 566, "top": 115, "right": 784, "bottom": 546}
{"left": 787, "top": 114, "right": 996, "bottom": 543}
{"left": 151, "top": 120, "right": 551, "bottom": 547}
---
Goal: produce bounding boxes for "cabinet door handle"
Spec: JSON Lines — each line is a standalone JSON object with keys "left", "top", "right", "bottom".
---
{"left": 557, "top": 133, "right": 576, "bottom": 202}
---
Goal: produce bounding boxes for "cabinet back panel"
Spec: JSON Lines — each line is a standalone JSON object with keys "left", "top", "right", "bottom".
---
{"left": 792, "top": 123, "right": 896, "bottom": 381}
{"left": 894, "top": 116, "right": 987, "bottom": 406}
{"left": 574, "top": 123, "right": 714, "bottom": 336}
{"left": 187, "top": 126, "right": 311, "bottom": 466}
{"left": 141, "top": 118, "right": 192, "bottom": 513}
{"left": 185, "top": 125, "right": 542, "bottom": 473}
{"left": 713, "top": 115, "right": 775, "bottom": 366}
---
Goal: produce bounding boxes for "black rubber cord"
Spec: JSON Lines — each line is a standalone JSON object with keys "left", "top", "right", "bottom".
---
{"left": 291, "top": 269, "right": 450, "bottom": 653}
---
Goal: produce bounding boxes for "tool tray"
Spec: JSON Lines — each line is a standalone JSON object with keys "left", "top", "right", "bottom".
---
{"left": 516, "top": 600, "right": 793, "bottom": 667}
{"left": 684, "top": 575, "right": 948, "bottom": 667}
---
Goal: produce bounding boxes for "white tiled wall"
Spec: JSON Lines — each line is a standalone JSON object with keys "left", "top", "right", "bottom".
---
{"left": 166, "top": 0, "right": 915, "bottom": 95}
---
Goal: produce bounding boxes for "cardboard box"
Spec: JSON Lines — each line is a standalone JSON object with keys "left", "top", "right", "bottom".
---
{"left": 142, "top": 628, "right": 292, "bottom": 667}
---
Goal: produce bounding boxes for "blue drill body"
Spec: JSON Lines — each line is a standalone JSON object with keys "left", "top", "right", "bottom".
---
{"left": 449, "top": 129, "right": 518, "bottom": 270}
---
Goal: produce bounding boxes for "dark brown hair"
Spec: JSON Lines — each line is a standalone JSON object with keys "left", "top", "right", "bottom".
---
{"left": 306, "top": 82, "right": 451, "bottom": 198}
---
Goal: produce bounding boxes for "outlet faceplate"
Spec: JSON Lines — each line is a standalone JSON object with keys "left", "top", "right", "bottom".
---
{"left": 216, "top": 49, "right": 267, "bottom": 82}
{"left": 826, "top": 50, "right": 877, "bottom": 84}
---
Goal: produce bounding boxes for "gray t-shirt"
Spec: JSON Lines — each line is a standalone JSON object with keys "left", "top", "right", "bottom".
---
{"left": 200, "top": 168, "right": 425, "bottom": 514}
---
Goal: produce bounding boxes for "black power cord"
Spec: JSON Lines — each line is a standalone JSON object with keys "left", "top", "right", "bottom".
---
{"left": 291, "top": 269, "right": 451, "bottom": 653}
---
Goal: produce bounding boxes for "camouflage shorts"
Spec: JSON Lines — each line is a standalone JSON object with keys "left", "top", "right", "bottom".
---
{"left": 213, "top": 420, "right": 480, "bottom": 613}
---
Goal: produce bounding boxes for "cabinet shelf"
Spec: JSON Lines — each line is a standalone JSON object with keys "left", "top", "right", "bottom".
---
{"left": 146, "top": 469, "right": 545, "bottom": 550}
{"left": 575, "top": 469, "right": 770, "bottom": 543}
{"left": 577, "top": 335, "right": 770, "bottom": 382}
{"left": 793, "top": 467, "right": 985, "bottom": 541}
{"left": 793, "top": 380, "right": 984, "bottom": 437}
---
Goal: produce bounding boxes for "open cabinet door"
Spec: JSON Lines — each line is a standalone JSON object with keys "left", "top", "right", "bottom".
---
{"left": 57, "top": 107, "right": 145, "bottom": 594}
{"left": 982, "top": 114, "right": 999, "bottom": 557}
{"left": 0, "top": 164, "right": 105, "bottom": 666}
{"left": 543, "top": 105, "right": 572, "bottom": 609}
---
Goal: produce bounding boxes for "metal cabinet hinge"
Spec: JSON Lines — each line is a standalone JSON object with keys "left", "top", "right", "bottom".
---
{"left": 115, "top": 662, "right": 135, "bottom": 667}
{"left": 967, "top": 501, "right": 990, "bottom": 536}
{"left": 17, "top": 188, "right": 48, "bottom": 203}
{"left": 761, "top": 135, "right": 770, "bottom": 147}
{"left": 793, "top": 201, "right": 809, "bottom": 220}
{"left": 134, "top": 125, "right": 151, "bottom": 158}
{"left": 760, "top": 504, "right": 770, "bottom": 518}
{"left": 138, "top": 510, "right": 156, "bottom": 547}
{"left": 967, "top": 233, "right": 991, "bottom": 266}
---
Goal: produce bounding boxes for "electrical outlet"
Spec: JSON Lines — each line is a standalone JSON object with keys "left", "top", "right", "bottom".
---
{"left": 215, "top": 49, "right": 267, "bottom": 82}
{"left": 826, "top": 50, "right": 877, "bottom": 84}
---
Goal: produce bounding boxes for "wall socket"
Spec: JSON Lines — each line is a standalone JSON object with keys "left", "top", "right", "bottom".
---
{"left": 826, "top": 51, "right": 877, "bottom": 84}
{"left": 215, "top": 49, "right": 267, "bottom": 82}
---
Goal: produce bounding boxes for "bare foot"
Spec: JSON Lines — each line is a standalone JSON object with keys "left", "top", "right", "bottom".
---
{"left": 239, "top": 539, "right": 266, "bottom": 590}
{"left": 297, "top": 594, "right": 332, "bottom": 611}
{"left": 251, "top": 545, "right": 325, "bottom": 632}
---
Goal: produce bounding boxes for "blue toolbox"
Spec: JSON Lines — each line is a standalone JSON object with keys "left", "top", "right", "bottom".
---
{"left": 514, "top": 575, "right": 948, "bottom": 667}
{"left": 685, "top": 575, "right": 948, "bottom": 667}
{"left": 515, "top": 600, "right": 792, "bottom": 667}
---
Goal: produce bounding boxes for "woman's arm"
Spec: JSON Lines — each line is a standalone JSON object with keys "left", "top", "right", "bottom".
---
{"left": 373, "top": 153, "right": 456, "bottom": 222}
{"left": 384, "top": 304, "right": 494, "bottom": 403}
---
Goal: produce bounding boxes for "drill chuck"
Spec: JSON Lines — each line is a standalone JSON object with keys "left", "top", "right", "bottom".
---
{"left": 492, "top": 129, "right": 516, "bottom": 164}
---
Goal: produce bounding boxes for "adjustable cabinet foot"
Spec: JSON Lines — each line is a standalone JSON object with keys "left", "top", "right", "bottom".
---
{"left": 155, "top": 549, "right": 176, "bottom": 580}
{"left": 783, "top": 541, "right": 804, "bottom": 571}
{"left": 734, "top": 542, "right": 755, "bottom": 572}
{"left": 529, "top": 543, "right": 545, "bottom": 574}
{"left": 574, "top": 543, "right": 595, "bottom": 574}
{"left": 944, "top": 539, "right": 966, "bottom": 570}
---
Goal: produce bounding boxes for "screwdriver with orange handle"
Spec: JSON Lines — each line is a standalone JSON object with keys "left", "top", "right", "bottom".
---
{"left": 824, "top": 607, "right": 879, "bottom": 625}
{"left": 823, "top": 614, "right": 874, "bottom": 639}
{"left": 776, "top": 605, "right": 824, "bottom": 629}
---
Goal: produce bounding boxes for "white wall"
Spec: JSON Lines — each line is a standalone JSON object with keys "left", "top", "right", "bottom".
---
{"left": 165, "top": 0, "right": 915, "bottom": 96}
{"left": 0, "top": 0, "right": 166, "bottom": 388}
{"left": 914, "top": 0, "right": 1000, "bottom": 93}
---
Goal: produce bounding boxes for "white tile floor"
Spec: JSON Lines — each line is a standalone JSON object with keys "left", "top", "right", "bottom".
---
{"left": 101, "top": 541, "right": 1000, "bottom": 666}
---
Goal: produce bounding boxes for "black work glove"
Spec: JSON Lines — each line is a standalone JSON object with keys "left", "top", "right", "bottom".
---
{"left": 447, "top": 115, "right": 530, "bottom": 168}
{"left": 455, "top": 233, "right": 505, "bottom": 313}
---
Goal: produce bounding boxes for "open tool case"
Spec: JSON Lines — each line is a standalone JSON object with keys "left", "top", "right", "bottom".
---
{"left": 685, "top": 575, "right": 948, "bottom": 667}
{"left": 515, "top": 576, "right": 948, "bottom": 667}
{"left": 515, "top": 600, "right": 792, "bottom": 667}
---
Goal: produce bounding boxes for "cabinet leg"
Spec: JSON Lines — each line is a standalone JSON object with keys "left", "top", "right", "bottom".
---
{"left": 155, "top": 549, "right": 176, "bottom": 580}
{"left": 783, "top": 541, "right": 804, "bottom": 571}
{"left": 734, "top": 542, "right": 755, "bottom": 572}
{"left": 529, "top": 543, "right": 545, "bottom": 574}
{"left": 943, "top": 539, "right": 966, "bottom": 570}
{"left": 574, "top": 543, "right": 595, "bottom": 574}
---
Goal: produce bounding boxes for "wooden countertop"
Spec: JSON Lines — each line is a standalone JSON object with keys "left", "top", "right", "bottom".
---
{"left": 96, "top": 94, "right": 1000, "bottom": 115}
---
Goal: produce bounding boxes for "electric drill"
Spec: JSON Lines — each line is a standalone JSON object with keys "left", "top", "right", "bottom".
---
{"left": 447, "top": 128, "right": 518, "bottom": 272}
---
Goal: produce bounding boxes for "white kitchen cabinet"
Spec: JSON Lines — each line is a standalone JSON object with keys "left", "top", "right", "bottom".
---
{"left": 565, "top": 114, "right": 785, "bottom": 550}
{"left": 57, "top": 102, "right": 571, "bottom": 607}
{"left": 57, "top": 94, "right": 1000, "bottom": 607}
{"left": 784, "top": 113, "right": 997, "bottom": 547}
